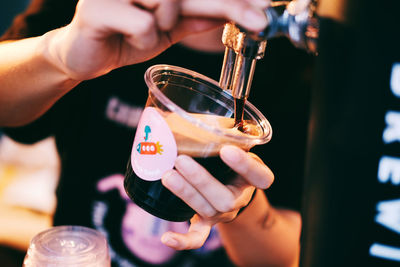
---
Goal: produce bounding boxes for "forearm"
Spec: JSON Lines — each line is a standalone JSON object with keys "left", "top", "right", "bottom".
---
{"left": 0, "top": 31, "right": 79, "bottom": 127}
{"left": 217, "top": 189, "right": 301, "bottom": 267}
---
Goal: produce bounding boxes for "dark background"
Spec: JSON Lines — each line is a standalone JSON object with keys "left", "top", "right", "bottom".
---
{"left": 0, "top": 1, "right": 29, "bottom": 34}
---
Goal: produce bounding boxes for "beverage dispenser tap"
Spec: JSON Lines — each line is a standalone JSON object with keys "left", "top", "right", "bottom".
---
{"left": 219, "top": 0, "right": 319, "bottom": 102}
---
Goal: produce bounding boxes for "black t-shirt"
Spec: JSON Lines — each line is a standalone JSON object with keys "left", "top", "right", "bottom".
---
{"left": 1, "top": 0, "right": 314, "bottom": 266}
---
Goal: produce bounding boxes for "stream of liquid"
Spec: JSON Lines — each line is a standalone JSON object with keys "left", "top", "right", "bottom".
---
{"left": 234, "top": 98, "right": 246, "bottom": 132}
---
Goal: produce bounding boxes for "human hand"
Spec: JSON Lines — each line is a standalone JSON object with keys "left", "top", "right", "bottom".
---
{"left": 160, "top": 145, "right": 274, "bottom": 250}
{"left": 43, "top": 0, "right": 269, "bottom": 81}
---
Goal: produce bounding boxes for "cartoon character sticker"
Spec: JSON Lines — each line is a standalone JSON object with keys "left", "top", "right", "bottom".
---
{"left": 131, "top": 107, "right": 177, "bottom": 181}
{"left": 136, "top": 125, "right": 164, "bottom": 155}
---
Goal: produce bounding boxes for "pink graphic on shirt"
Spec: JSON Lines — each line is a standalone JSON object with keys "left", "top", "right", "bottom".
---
{"left": 98, "top": 174, "right": 130, "bottom": 200}
{"left": 122, "top": 204, "right": 188, "bottom": 264}
{"left": 97, "top": 174, "right": 188, "bottom": 264}
{"left": 131, "top": 107, "right": 177, "bottom": 181}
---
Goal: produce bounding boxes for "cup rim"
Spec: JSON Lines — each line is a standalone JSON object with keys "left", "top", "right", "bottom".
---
{"left": 144, "top": 64, "right": 272, "bottom": 146}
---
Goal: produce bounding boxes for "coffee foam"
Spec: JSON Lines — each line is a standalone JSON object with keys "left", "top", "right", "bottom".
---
{"left": 163, "top": 112, "right": 262, "bottom": 157}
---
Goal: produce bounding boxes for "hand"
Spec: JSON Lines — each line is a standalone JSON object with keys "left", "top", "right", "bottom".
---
{"left": 160, "top": 145, "right": 274, "bottom": 250}
{"left": 44, "top": 0, "right": 269, "bottom": 81}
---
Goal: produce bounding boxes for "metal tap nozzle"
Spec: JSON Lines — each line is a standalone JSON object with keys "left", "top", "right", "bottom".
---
{"left": 219, "top": 0, "right": 319, "bottom": 101}
{"left": 219, "top": 23, "right": 267, "bottom": 101}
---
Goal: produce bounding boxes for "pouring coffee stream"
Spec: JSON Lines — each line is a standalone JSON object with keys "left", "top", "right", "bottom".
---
{"left": 219, "top": 0, "right": 319, "bottom": 130}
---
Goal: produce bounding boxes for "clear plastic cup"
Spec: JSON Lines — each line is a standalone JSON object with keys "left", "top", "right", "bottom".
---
{"left": 23, "top": 225, "right": 110, "bottom": 267}
{"left": 124, "top": 64, "right": 272, "bottom": 221}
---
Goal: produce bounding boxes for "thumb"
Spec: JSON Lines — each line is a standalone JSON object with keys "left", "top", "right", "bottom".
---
{"left": 161, "top": 215, "right": 212, "bottom": 250}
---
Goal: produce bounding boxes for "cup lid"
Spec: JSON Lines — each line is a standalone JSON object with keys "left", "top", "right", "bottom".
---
{"left": 24, "top": 225, "right": 110, "bottom": 267}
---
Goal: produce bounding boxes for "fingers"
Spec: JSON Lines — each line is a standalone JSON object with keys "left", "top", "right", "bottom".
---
{"left": 162, "top": 169, "right": 217, "bottom": 218}
{"left": 181, "top": 0, "right": 268, "bottom": 32}
{"left": 155, "top": 0, "right": 181, "bottom": 31}
{"left": 167, "top": 17, "right": 225, "bottom": 44}
{"left": 161, "top": 215, "right": 211, "bottom": 250}
{"left": 172, "top": 155, "right": 242, "bottom": 212}
{"left": 74, "top": 0, "right": 159, "bottom": 50}
{"left": 160, "top": 147, "right": 273, "bottom": 250}
{"left": 162, "top": 154, "right": 255, "bottom": 219}
{"left": 220, "top": 145, "right": 274, "bottom": 189}
{"left": 74, "top": 0, "right": 269, "bottom": 55}
{"left": 130, "top": 0, "right": 181, "bottom": 31}
{"left": 131, "top": 0, "right": 268, "bottom": 32}
{"left": 162, "top": 148, "right": 273, "bottom": 216}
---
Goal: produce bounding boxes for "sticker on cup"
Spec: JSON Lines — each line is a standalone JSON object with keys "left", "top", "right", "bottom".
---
{"left": 131, "top": 107, "right": 177, "bottom": 181}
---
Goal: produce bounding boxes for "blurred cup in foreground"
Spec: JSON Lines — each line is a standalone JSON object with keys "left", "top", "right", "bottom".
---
{"left": 23, "top": 225, "right": 110, "bottom": 267}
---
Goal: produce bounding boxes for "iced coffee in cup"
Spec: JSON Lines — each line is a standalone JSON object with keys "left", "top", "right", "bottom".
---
{"left": 124, "top": 64, "right": 272, "bottom": 222}
{"left": 23, "top": 225, "right": 110, "bottom": 267}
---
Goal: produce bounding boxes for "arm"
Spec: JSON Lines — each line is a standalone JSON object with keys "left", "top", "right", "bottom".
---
{"left": 161, "top": 145, "right": 300, "bottom": 267}
{"left": 0, "top": 0, "right": 268, "bottom": 127}
{"left": 0, "top": 36, "right": 79, "bottom": 127}
{"left": 217, "top": 190, "right": 301, "bottom": 267}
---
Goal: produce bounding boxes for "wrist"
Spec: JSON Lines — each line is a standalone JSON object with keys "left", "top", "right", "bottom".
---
{"left": 39, "top": 27, "right": 81, "bottom": 85}
{"left": 223, "top": 189, "right": 266, "bottom": 226}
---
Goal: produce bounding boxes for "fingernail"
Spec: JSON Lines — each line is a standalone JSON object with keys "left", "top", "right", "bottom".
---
{"left": 175, "top": 155, "right": 195, "bottom": 176}
{"left": 220, "top": 146, "right": 241, "bottom": 164}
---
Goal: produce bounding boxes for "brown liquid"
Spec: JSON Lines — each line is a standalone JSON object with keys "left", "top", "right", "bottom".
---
{"left": 165, "top": 112, "right": 262, "bottom": 156}
{"left": 234, "top": 98, "right": 246, "bottom": 132}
